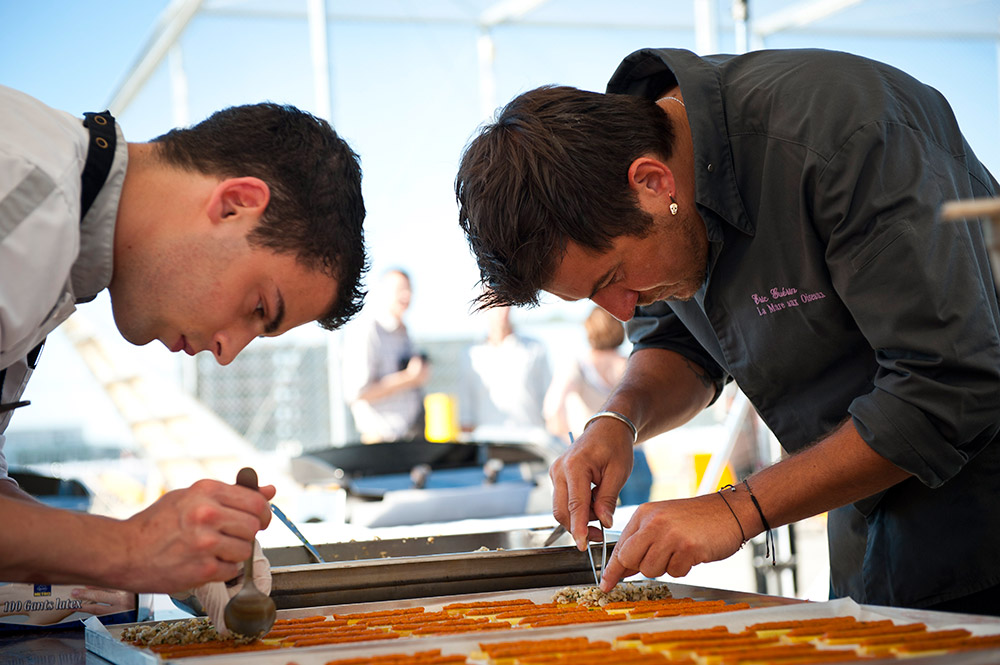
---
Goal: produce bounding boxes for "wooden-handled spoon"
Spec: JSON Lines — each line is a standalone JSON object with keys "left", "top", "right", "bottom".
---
{"left": 222, "top": 467, "right": 277, "bottom": 637}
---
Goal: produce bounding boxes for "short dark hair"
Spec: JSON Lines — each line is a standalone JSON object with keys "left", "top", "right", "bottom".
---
{"left": 152, "top": 102, "right": 368, "bottom": 330}
{"left": 455, "top": 85, "right": 675, "bottom": 310}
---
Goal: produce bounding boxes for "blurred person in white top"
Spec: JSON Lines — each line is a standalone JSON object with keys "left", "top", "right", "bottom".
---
{"left": 460, "top": 306, "right": 552, "bottom": 444}
{"left": 545, "top": 307, "right": 652, "bottom": 505}
{"left": 544, "top": 307, "right": 628, "bottom": 441}
{"left": 343, "top": 269, "right": 430, "bottom": 442}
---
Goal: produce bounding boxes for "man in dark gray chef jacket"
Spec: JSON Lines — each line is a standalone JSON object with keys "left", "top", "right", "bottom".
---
{"left": 455, "top": 48, "right": 1000, "bottom": 614}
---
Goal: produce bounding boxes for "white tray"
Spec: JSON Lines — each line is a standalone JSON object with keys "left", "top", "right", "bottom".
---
{"left": 85, "top": 582, "right": 1000, "bottom": 665}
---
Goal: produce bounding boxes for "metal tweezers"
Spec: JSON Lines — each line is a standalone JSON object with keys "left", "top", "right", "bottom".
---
{"left": 586, "top": 523, "right": 607, "bottom": 586}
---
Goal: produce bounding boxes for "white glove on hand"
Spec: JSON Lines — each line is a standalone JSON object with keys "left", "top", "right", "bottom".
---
{"left": 169, "top": 540, "right": 271, "bottom": 635}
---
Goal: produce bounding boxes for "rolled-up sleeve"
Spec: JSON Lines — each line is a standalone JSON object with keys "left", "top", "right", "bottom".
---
{"left": 627, "top": 301, "right": 729, "bottom": 404}
{"left": 817, "top": 120, "right": 1000, "bottom": 487}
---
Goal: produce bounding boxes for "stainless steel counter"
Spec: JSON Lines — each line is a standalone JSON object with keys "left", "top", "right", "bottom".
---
{"left": 266, "top": 527, "right": 616, "bottom": 609}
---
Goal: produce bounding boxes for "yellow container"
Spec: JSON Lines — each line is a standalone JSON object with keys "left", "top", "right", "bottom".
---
{"left": 424, "top": 392, "right": 460, "bottom": 442}
{"left": 693, "top": 452, "right": 737, "bottom": 492}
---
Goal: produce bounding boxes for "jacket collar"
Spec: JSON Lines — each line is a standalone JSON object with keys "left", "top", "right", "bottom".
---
{"left": 71, "top": 123, "right": 126, "bottom": 304}
{"left": 606, "top": 48, "right": 755, "bottom": 241}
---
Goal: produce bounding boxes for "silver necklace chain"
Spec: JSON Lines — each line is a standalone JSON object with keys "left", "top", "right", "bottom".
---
{"left": 657, "top": 95, "right": 686, "bottom": 108}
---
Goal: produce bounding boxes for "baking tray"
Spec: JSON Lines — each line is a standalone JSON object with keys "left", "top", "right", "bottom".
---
{"left": 86, "top": 582, "right": 1000, "bottom": 665}
{"left": 84, "top": 581, "right": 778, "bottom": 664}
{"left": 268, "top": 536, "right": 617, "bottom": 609}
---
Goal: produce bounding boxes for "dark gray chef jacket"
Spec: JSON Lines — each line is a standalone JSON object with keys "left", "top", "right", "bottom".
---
{"left": 608, "top": 47, "right": 1000, "bottom": 609}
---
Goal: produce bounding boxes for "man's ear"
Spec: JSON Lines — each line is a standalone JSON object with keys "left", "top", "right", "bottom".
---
{"left": 207, "top": 177, "right": 270, "bottom": 224}
{"left": 627, "top": 157, "right": 675, "bottom": 202}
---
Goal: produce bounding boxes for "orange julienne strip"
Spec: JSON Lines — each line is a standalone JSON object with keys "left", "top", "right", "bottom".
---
{"left": 273, "top": 615, "right": 330, "bottom": 624}
{"left": 335, "top": 607, "right": 427, "bottom": 620}
{"left": 146, "top": 641, "right": 282, "bottom": 654}
{"left": 822, "top": 622, "right": 926, "bottom": 640}
{"left": 653, "top": 603, "right": 750, "bottom": 617}
{"left": 720, "top": 653, "right": 864, "bottom": 665}
{"left": 322, "top": 651, "right": 469, "bottom": 665}
{"left": 293, "top": 632, "right": 403, "bottom": 647}
{"left": 524, "top": 614, "right": 627, "bottom": 627}
{"left": 859, "top": 628, "right": 970, "bottom": 645}
{"left": 152, "top": 643, "right": 282, "bottom": 658}
{"left": 894, "top": 633, "right": 1000, "bottom": 653}
{"left": 364, "top": 612, "right": 454, "bottom": 626}
{"left": 563, "top": 656, "right": 674, "bottom": 665}
{"left": 711, "top": 643, "right": 822, "bottom": 659}
{"left": 444, "top": 599, "right": 536, "bottom": 611}
{"left": 480, "top": 637, "right": 564, "bottom": 650}
{"left": 747, "top": 617, "right": 859, "bottom": 632}
{"left": 479, "top": 636, "right": 592, "bottom": 653}
{"left": 628, "top": 626, "right": 731, "bottom": 643}
{"left": 413, "top": 623, "right": 513, "bottom": 635}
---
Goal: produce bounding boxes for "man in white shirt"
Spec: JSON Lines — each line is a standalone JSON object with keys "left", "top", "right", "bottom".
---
{"left": 0, "top": 85, "right": 368, "bottom": 621}
{"left": 460, "top": 306, "right": 551, "bottom": 442}
{"left": 343, "top": 269, "right": 430, "bottom": 442}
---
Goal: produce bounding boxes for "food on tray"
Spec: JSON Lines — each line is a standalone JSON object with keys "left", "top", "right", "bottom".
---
{"left": 139, "top": 641, "right": 282, "bottom": 659}
{"left": 444, "top": 598, "right": 535, "bottom": 614}
{"left": 655, "top": 602, "right": 752, "bottom": 617}
{"left": 551, "top": 581, "right": 672, "bottom": 606}
{"left": 747, "top": 616, "right": 859, "bottom": 638}
{"left": 116, "top": 604, "right": 1000, "bottom": 663}
{"left": 524, "top": 611, "right": 626, "bottom": 628}
{"left": 117, "top": 590, "right": 764, "bottom": 658}
{"left": 613, "top": 619, "right": 1000, "bottom": 663}
{"left": 336, "top": 607, "right": 426, "bottom": 621}
{"left": 892, "top": 632, "right": 1000, "bottom": 656}
{"left": 323, "top": 648, "right": 467, "bottom": 664}
{"left": 855, "top": 628, "right": 972, "bottom": 657}
{"left": 472, "top": 636, "right": 597, "bottom": 660}
{"left": 476, "top": 635, "right": 677, "bottom": 664}
{"left": 119, "top": 617, "right": 258, "bottom": 646}
{"left": 819, "top": 620, "right": 926, "bottom": 644}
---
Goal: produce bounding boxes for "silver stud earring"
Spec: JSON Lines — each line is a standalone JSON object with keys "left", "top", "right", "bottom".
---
{"left": 669, "top": 195, "right": 679, "bottom": 216}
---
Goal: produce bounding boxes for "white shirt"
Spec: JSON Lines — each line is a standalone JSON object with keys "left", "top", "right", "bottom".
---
{"left": 460, "top": 333, "right": 551, "bottom": 434}
{"left": 341, "top": 314, "right": 424, "bottom": 442}
{"left": 0, "top": 85, "right": 127, "bottom": 474}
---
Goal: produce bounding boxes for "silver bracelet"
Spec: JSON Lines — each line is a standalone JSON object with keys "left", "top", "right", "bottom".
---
{"left": 584, "top": 410, "right": 638, "bottom": 444}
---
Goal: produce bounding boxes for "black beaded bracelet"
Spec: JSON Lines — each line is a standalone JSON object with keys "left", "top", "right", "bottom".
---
{"left": 744, "top": 479, "right": 776, "bottom": 566}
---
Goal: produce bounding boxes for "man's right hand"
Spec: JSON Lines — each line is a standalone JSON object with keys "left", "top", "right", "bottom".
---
{"left": 116, "top": 478, "right": 275, "bottom": 593}
{"left": 549, "top": 417, "right": 635, "bottom": 550}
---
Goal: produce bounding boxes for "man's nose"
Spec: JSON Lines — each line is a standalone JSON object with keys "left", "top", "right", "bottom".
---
{"left": 212, "top": 328, "right": 255, "bottom": 366}
{"left": 591, "top": 287, "right": 638, "bottom": 322}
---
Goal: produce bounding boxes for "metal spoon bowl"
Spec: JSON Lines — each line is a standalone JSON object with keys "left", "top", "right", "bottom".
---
{"left": 223, "top": 467, "right": 277, "bottom": 637}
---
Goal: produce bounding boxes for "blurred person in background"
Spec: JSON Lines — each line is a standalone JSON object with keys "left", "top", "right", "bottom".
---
{"left": 343, "top": 268, "right": 430, "bottom": 442}
{"left": 459, "top": 306, "right": 551, "bottom": 444}
{"left": 544, "top": 307, "right": 627, "bottom": 441}
{"left": 544, "top": 306, "right": 651, "bottom": 504}
{"left": 0, "top": 84, "right": 367, "bottom": 630}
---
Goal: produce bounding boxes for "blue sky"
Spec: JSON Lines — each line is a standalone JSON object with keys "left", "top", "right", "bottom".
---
{"left": 2, "top": 0, "right": 999, "bottom": 442}
{"left": 3, "top": 1, "right": 997, "bottom": 337}
{"left": 3, "top": 1, "right": 999, "bottom": 337}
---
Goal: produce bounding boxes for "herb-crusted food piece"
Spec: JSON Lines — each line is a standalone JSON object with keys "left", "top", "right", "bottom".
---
{"left": 552, "top": 582, "right": 672, "bottom": 607}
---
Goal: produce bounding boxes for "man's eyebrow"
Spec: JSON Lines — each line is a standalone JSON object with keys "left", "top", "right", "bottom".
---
{"left": 264, "top": 290, "right": 286, "bottom": 334}
{"left": 588, "top": 265, "right": 617, "bottom": 300}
